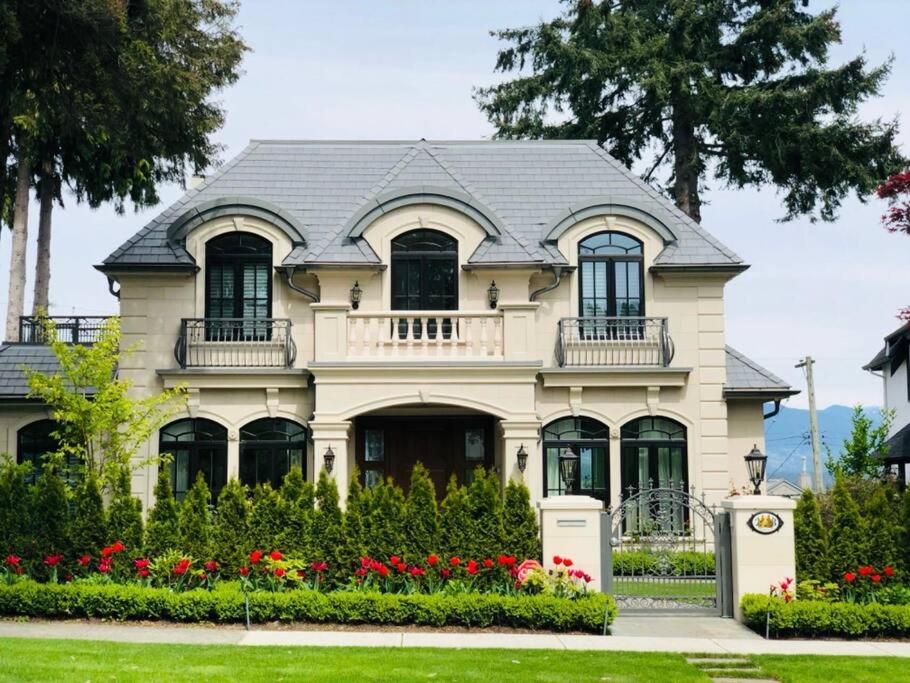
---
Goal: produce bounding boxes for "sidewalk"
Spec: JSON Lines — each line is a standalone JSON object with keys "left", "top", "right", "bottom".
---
{"left": 0, "top": 619, "right": 908, "bottom": 657}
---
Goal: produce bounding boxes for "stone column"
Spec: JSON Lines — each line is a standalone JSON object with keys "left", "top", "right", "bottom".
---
{"left": 499, "top": 303, "right": 540, "bottom": 361}
{"left": 309, "top": 419, "right": 352, "bottom": 506}
{"left": 311, "top": 303, "right": 350, "bottom": 361}
{"left": 499, "top": 419, "right": 542, "bottom": 503}
{"left": 721, "top": 495, "right": 797, "bottom": 621}
{"left": 538, "top": 495, "right": 606, "bottom": 592}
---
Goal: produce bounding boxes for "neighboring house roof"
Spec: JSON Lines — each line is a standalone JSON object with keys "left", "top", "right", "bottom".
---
{"left": 0, "top": 345, "right": 61, "bottom": 400}
{"left": 882, "top": 422, "right": 910, "bottom": 463}
{"left": 766, "top": 478, "right": 803, "bottom": 499}
{"left": 864, "top": 321, "right": 910, "bottom": 373}
{"left": 724, "top": 346, "right": 798, "bottom": 399}
{"left": 99, "top": 140, "right": 746, "bottom": 271}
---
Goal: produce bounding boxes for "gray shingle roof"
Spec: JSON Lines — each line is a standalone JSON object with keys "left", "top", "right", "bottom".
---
{"left": 101, "top": 140, "right": 744, "bottom": 270}
{"left": 0, "top": 345, "right": 62, "bottom": 398}
{"left": 725, "top": 346, "right": 797, "bottom": 397}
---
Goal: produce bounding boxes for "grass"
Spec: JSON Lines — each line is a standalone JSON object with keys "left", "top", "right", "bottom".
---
{"left": 613, "top": 577, "right": 716, "bottom": 598}
{"left": 0, "top": 638, "right": 908, "bottom": 682}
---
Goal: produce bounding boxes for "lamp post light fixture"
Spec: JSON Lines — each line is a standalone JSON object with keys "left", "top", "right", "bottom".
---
{"left": 744, "top": 444, "right": 768, "bottom": 495}
{"left": 487, "top": 280, "right": 499, "bottom": 309}
{"left": 350, "top": 281, "right": 363, "bottom": 310}
{"left": 323, "top": 445, "right": 336, "bottom": 474}
{"left": 516, "top": 443, "right": 528, "bottom": 473}
{"left": 558, "top": 446, "right": 579, "bottom": 494}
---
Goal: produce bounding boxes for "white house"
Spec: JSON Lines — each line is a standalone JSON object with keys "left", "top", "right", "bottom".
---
{"left": 865, "top": 321, "right": 910, "bottom": 487}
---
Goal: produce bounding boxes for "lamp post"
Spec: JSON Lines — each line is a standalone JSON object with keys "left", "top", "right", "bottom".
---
{"left": 323, "top": 445, "right": 336, "bottom": 474}
{"left": 487, "top": 281, "right": 499, "bottom": 309}
{"left": 558, "top": 446, "right": 579, "bottom": 494}
{"left": 744, "top": 444, "right": 767, "bottom": 495}
{"left": 516, "top": 444, "right": 528, "bottom": 474}
{"left": 350, "top": 281, "right": 362, "bottom": 310}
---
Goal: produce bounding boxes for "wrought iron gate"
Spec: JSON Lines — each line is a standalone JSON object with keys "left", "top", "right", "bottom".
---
{"left": 604, "top": 483, "right": 733, "bottom": 615}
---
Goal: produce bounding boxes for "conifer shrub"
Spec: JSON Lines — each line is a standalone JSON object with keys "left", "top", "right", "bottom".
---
{"left": 364, "top": 477, "right": 406, "bottom": 560}
{"left": 502, "top": 479, "right": 540, "bottom": 561}
{"left": 794, "top": 488, "right": 830, "bottom": 582}
{"left": 403, "top": 462, "right": 438, "bottom": 562}
{"left": 279, "top": 467, "right": 313, "bottom": 558}
{"left": 145, "top": 465, "right": 181, "bottom": 560}
{"left": 248, "top": 483, "right": 284, "bottom": 553}
{"left": 342, "top": 471, "right": 369, "bottom": 571}
{"left": 828, "top": 475, "right": 868, "bottom": 581}
{"left": 464, "top": 467, "right": 504, "bottom": 561}
{"left": 312, "top": 469, "right": 344, "bottom": 577}
{"left": 212, "top": 479, "right": 250, "bottom": 573}
{"left": 70, "top": 473, "right": 106, "bottom": 557}
{"left": 865, "top": 486, "right": 901, "bottom": 572}
{"left": 179, "top": 472, "right": 213, "bottom": 562}
{"left": 106, "top": 467, "right": 144, "bottom": 552}
{"left": 0, "top": 458, "right": 31, "bottom": 557}
{"left": 29, "top": 467, "right": 70, "bottom": 566}
{"left": 902, "top": 490, "right": 910, "bottom": 576}
{"left": 439, "top": 474, "right": 470, "bottom": 559}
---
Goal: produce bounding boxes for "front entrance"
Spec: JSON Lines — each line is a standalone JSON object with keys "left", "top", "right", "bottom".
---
{"left": 355, "top": 415, "right": 495, "bottom": 498}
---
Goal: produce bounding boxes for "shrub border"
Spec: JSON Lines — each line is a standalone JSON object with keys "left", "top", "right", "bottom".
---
{"left": 741, "top": 593, "right": 910, "bottom": 639}
{"left": 0, "top": 581, "right": 617, "bottom": 634}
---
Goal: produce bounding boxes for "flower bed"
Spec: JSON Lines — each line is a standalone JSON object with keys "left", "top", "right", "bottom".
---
{"left": 0, "top": 580, "right": 616, "bottom": 633}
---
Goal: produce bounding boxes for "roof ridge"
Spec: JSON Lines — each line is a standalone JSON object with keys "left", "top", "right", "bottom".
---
{"left": 248, "top": 139, "right": 598, "bottom": 146}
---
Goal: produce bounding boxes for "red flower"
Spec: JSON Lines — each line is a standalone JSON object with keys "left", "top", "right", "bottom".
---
{"left": 872, "top": 574, "right": 882, "bottom": 584}
{"left": 482, "top": 558, "right": 494, "bottom": 569}
{"left": 311, "top": 561, "right": 328, "bottom": 572}
{"left": 779, "top": 577, "right": 793, "bottom": 591}
{"left": 101, "top": 546, "right": 113, "bottom": 558}
{"left": 562, "top": 558, "right": 574, "bottom": 568}
{"left": 173, "top": 558, "right": 191, "bottom": 576}
{"left": 396, "top": 562, "right": 407, "bottom": 574}
{"left": 449, "top": 557, "right": 461, "bottom": 567}
{"left": 355, "top": 567, "right": 367, "bottom": 577}
{"left": 111, "top": 541, "right": 125, "bottom": 553}
{"left": 409, "top": 566, "right": 426, "bottom": 577}
{"left": 239, "top": 566, "right": 250, "bottom": 577}
{"left": 427, "top": 554, "right": 439, "bottom": 566}
{"left": 884, "top": 566, "right": 895, "bottom": 577}
{"left": 78, "top": 555, "right": 90, "bottom": 567}
{"left": 5, "top": 555, "right": 20, "bottom": 567}
{"left": 274, "top": 567, "right": 286, "bottom": 578}
{"left": 205, "top": 560, "right": 219, "bottom": 572}
{"left": 466, "top": 560, "right": 478, "bottom": 575}
{"left": 844, "top": 572, "right": 856, "bottom": 583}
{"left": 98, "top": 560, "right": 112, "bottom": 574}
{"left": 377, "top": 564, "right": 389, "bottom": 578}
{"left": 270, "top": 550, "right": 283, "bottom": 561}
{"left": 859, "top": 565, "right": 873, "bottom": 577}
{"left": 44, "top": 554, "right": 63, "bottom": 567}
{"left": 497, "top": 555, "right": 516, "bottom": 567}
{"left": 390, "top": 555, "right": 401, "bottom": 565}
{"left": 198, "top": 572, "right": 207, "bottom": 581}
{"left": 134, "top": 558, "right": 150, "bottom": 570}
{"left": 582, "top": 573, "right": 592, "bottom": 583}
{"left": 361, "top": 557, "right": 372, "bottom": 568}
{"left": 250, "top": 550, "right": 263, "bottom": 565}
{"left": 138, "top": 569, "right": 149, "bottom": 578}
{"left": 553, "top": 555, "right": 563, "bottom": 565}
{"left": 440, "top": 568, "right": 452, "bottom": 579}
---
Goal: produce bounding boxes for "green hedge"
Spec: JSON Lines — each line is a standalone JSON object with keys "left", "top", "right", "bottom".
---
{"left": 0, "top": 580, "right": 616, "bottom": 633}
{"left": 612, "top": 550, "right": 715, "bottom": 576}
{"left": 741, "top": 593, "right": 910, "bottom": 639}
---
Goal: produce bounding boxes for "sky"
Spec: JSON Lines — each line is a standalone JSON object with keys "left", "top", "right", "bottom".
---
{"left": 0, "top": 0, "right": 907, "bottom": 410}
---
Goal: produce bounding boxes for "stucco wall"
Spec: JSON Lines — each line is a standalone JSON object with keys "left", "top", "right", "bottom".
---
{"left": 726, "top": 400, "right": 768, "bottom": 495}
{"left": 883, "top": 357, "right": 910, "bottom": 436}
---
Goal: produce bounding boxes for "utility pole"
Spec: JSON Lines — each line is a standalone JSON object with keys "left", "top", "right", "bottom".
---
{"left": 795, "top": 357, "right": 824, "bottom": 493}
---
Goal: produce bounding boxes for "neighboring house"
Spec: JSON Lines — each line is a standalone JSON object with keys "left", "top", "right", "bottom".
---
{"left": 864, "top": 321, "right": 910, "bottom": 487}
{"left": 0, "top": 140, "right": 797, "bottom": 510}
{"left": 766, "top": 478, "right": 803, "bottom": 500}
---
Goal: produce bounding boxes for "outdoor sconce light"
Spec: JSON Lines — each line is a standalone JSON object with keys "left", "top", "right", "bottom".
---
{"left": 350, "top": 281, "right": 362, "bottom": 310}
{"left": 516, "top": 444, "right": 528, "bottom": 473}
{"left": 558, "top": 446, "right": 579, "bottom": 494}
{"left": 487, "top": 280, "right": 499, "bottom": 309}
{"left": 323, "top": 445, "right": 336, "bottom": 474}
{"left": 744, "top": 444, "right": 767, "bottom": 495}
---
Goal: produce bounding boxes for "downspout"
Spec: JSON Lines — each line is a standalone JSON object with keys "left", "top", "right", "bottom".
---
{"left": 763, "top": 399, "right": 781, "bottom": 420}
{"left": 282, "top": 265, "right": 319, "bottom": 303}
{"left": 529, "top": 265, "right": 568, "bottom": 301}
{"left": 106, "top": 276, "right": 120, "bottom": 300}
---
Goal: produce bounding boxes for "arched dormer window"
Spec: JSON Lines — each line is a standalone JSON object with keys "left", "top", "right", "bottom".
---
{"left": 205, "top": 232, "right": 272, "bottom": 321}
{"left": 578, "top": 232, "right": 643, "bottom": 317}
{"left": 391, "top": 229, "right": 457, "bottom": 311}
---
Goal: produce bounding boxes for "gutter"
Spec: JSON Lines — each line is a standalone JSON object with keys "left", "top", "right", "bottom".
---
{"left": 280, "top": 266, "right": 319, "bottom": 303}
{"left": 530, "top": 266, "right": 570, "bottom": 301}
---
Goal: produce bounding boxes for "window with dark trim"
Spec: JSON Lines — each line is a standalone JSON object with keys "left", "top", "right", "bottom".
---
{"left": 578, "top": 232, "right": 643, "bottom": 317}
{"left": 239, "top": 418, "right": 307, "bottom": 489}
{"left": 17, "top": 419, "right": 81, "bottom": 485}
{"left": 620, "top": 416, "right": 687, "bottom": 495}
{"left": 205, "top": 233, "right": 272, "bottom": 337}
{"left": 542, "top": 416, "right": 610, "bottom": 502}
{"left": 159, "top": 418, "right": 228, "bottom": 502}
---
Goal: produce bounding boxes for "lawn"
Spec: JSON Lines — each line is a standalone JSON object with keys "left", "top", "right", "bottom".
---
{"left": 0, "top": 638, "right": 907, "bottom": 682}
{"left": 612, "top": 577, "right": 716, "bottom": 599}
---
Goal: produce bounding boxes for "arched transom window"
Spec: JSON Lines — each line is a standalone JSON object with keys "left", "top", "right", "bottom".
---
{"left": 205, "top": 232, "right": 272, "bottom": 321}
{"left": 159, "top": 418, "right": 228, "bottom": 502}
{"left": 16, "top": 419, "right": 81, "bottom": 485}
{"left": 391, "top": 229, "right": 458, "bottom": 311}
{"left": 578, "top": 231, "right": 643, "bottom": 317}
{"left": 542, "top": 416, "right": 610, "bottom": 501}
{"left": 239, "top": 418, "right": 307, "bottom": 489}
{"left": 620, "top": 416, "right": 687, "bottom": 495}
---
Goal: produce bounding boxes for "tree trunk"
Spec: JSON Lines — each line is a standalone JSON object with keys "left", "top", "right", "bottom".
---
{"left": 5, "top": 150, "right": 31, "bottom": 342}
{"left": 32, "top": 160, "right": 54, "bottom": 315}
{"left": 671, "top": 101, "right": 702, "bottom": 223}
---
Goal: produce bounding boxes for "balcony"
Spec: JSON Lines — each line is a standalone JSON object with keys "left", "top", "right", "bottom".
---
{"left": 556, "top": 317, "right": 674, "bottom": 367}
{"left": 19, "top": 316, "right": 110, "bottom": 344}
{"left": 174, "top": 318, "right": 296, "bottom": 369}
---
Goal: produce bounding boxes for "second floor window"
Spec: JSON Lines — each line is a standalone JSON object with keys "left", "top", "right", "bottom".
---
{"left": 391, "top": 229, "right": 457, "bottom": 311}
{"left": 205, "top": 232, "right": 272, "bottom": 321}
{"left": 579, "top": 231, "right": 643, "bottom": 317}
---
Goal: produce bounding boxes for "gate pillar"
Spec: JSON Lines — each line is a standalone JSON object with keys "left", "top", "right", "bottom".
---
{"left": 721, "top": 495, "right": 796, "bottom": 621}
{"left": 538, "top": 495, "right": 606, "bottom": 592}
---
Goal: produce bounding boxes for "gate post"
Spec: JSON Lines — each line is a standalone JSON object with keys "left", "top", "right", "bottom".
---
{"left": 601, "top": 510, "right": 613, "bottom": 594}
{"left": 538, "top": 496, "right": 605, "bottom": 591}
{"left": 721, "top": 495, "right": 796, "bottom": 621}
{"left": 714, "top": 511, "right": 734, "bottom": 618}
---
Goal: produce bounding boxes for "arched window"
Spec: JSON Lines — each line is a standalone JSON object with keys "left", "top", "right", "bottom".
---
{"left": 620, "top": 416, "right": 687, "bottom": 495}
{"left": 17, "top": 419, "right": 78, "bottom": 485}
{"left": 542, "top": 416, "right": 610, "bottom": 501}
{"left": 159, "top": 418, "right": 228, "bottom": 502}
{"left": 391, "top": 229, "right": 457, "bottom": 311}
{"left": 578, "top": 231, "right": 643, "bottom": 317}
{"left": 239, "top": 418, "right": 307, "bottom": 489}
{"left": 205, "top": 232, "right": 272, "bottom": 322}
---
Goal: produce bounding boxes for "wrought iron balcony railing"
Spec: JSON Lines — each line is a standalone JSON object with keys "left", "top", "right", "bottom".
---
{"left": 174, "top": 318, "right": 296, "bottom": 369}
{"left": 19, "top": 316, "right": 110, "bottom": 344}
{"left": 556, "top": 316, "right": 674, "bottom": 367}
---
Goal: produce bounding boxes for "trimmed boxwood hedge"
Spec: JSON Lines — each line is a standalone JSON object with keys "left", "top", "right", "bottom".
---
{"left": 741, "top": 593, "right": 910, "bottom": 639}
{"left": 0, "top": 580, "right": 616, "bottom": 633}
{"left": 612, "top": 550, "right": 715, "bottom": 576}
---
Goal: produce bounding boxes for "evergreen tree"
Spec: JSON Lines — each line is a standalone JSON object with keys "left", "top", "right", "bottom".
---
{"left": 312, "top": 469, "right": 344, "bottom": 578}
{"left": 212, "top": 478, "right": 250, "bottom": 574}
{"left": 364, "top": 477, "right": 406, "bottom": 560}
{"left": 248, "top": 483, "right": 284, "bottom": 554}
{"left": 179, "top": 472, "right": 212, "bottom": 561}
{"left": 828, "top": 475, "right": 868, "bottom": 580}
{"left": 279, "top": 466, "right": 312, "bottom": 557}
{"left": 464, "top": 467, "right": 504, "bottom": 561}
{"left": 476, "top": 0, "right": 904, "bottom": 223}
{"left": 145, "top": 465, "right": 181, "bottom": 559}
{"left": 0, "top": 458, "right": 32, "bottom": 557}
{"left": 29, "top": 466, "right": 69, "bottom": 562}
{"left": 901, "top": 490, "right": 910, "bottom": 576}
{"left": 403, "top": 462, "right": 439, "bottom": 562}
{"left": 827, "top": 406, "right": 894, "bottom": 478}
{"left": 106, "top": 466, "right": 143, "bottom": 553}
{"left": 70, "top": 472, "right": 106, "bottom": 557}
{"left": 865, "top": 486, "right": 901, "bottom": 572}
{"left": 502, "top": 479, "right": 541, "bottom": 561}
{"left": 793, "top": 488, "right": 830, "bottom": 582}
{"left": 439, "top": 475, "right": 471, "bottom": 560}
{"left": 342, "top": 470, "right": 370, "bottom": 571}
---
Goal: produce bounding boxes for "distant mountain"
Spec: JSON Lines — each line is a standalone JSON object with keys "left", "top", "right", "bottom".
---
{"left": 763, "top": 405, "right": 883, "bottom": 485}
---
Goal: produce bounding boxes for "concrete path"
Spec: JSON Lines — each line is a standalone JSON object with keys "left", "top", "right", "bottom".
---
{"left": 0, "top": 619, "right": 909, "bottom": 657}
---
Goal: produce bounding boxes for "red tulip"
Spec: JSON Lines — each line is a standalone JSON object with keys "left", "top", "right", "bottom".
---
{"left": 449, "top": 557, "right": 461, "bottom": 567}
{"left": 239, "top": 566, "right": 250, "bottom": 577}
{"left": 250, "top": 550, "right": 263, "bottom": 565}
{"left": 274, "top": 567, "right": 286, "bottom": 578}
{"left": 205, "top": 560, "right": 219, "bottom": 572}
{"left": 872, "top": 574, "right": 881, "bottom": 584}
{"left": 43, "top": 554, "right": 63, "bottom": 567}
{"left": 884, "top": 566, "right": 895, "bottom": 577}
{"left": 553, "top": 555, "right": 563, "bottom": 565}
{"left": 111, "top": 541, "right": 125, "bottom": 553}
{"left": 427, "top": 554, "right": 439, "bottom": 566}
{"left": 270, "top": 550, "right": 283, "bottom": 561}
{"left": 78, "top": 555, "right": 91, "bottom": 567}
{"left": 466, "top": 560, "right": 479, "bottom": 575}
{"left": 5, "top": 555, "right": 20, "bottom": 567}
{"left": 483, "top": 558, "right": 494, "bottom": 569}
{"left": 563, "top": 558, "right": 574, "bottom": 568}
{"left": 134, "top": 558, "right": 150, "bottom": 570}
{"left": 844, "top": 572, "right": 856, "bottom": 583}
{"left": 390, "top": 555, "right": 401, "bottom": 565}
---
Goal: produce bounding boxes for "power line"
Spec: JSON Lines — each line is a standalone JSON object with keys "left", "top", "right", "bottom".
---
{"left": 767, "top": 436, "right": 810, "bottom": 480}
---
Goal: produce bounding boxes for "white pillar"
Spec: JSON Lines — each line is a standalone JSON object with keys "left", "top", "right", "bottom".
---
{"left": 499, "top": 419, "right": 542, "bottom": 502}
{"left": 538, "top": 495, "right": 606, "bottom": 592}
{"left": 309, "top": 419, "right": 352, "bottom": 507}
{"left": 721, "top": 495, "right": 796, "bottom": 621}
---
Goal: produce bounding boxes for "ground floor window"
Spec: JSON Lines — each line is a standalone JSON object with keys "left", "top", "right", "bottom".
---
{"left": 542, "top": 416, "right": 610, "bottom": 502}
{"left": 159, "top": 418, "right": 228, "bottom": 502}
{"left": 18, "top": 420, "right": 64, "bottom": 484}
{"left": 239, "top": 418, "right": 307, "bottom": 489}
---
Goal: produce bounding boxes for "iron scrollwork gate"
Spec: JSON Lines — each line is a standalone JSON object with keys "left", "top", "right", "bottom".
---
{"left": 605, "top": 483, "right": 733, "bottom": 615}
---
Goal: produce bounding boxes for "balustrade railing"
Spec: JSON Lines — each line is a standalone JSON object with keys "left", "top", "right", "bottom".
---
{"left": 19, "top": 316, "right": 109, "bottom": 344}
{"left": 175, "top": 318, "right": 296, "bottom": 368}
{"left": 557, "top": 316, "right": 673, "bottom": 367}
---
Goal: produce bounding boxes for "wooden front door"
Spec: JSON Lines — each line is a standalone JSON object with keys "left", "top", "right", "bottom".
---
{"left": 356, "top": 416, "right": 494, "bottom": 499}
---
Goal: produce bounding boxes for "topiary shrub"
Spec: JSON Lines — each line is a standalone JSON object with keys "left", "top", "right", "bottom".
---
{"left": 29, "top": 466, "right": 70, "bottom": 566}
{"left": 828, "top": 475, "right": 868, "bottom": 581}
{"left": 342, "top": 470, "right": 369, "bottom": 571}
{"left": 439, "top": 475, "right": 470, "bottom": 560}
{"left": 312, "top": 469, "right": 344, "bottom": 576}
{"left": 464, "top": 467, "right": 503, "bottom": 561}
{"left": 0, "top": 458, "right": 31, "bottom": 557}
{"left": 364, "top": 476, "right": 406, "bottom": 561}
{"left": 248, "top": 483, "right": 284, "bottom": 553}
{"left": 106, "top": 467, "right": 143, "bottom": 553}
{"left": 212, "top": 479, "right": 250, "bottom": 574}
{"left": 794, "top": 488, "right": 829, "bottom": 582}
{"left": 280, "top": 468, "right": 315, "bottom": 559}
{"left": 145, "top": 465, "right": 180, "bottom": 559}
{"left": 179, "top": 472, "right": 213, "bottom": 562}
{"left": 70, "top": 472, "right": 106, "bottom": 557}
{"left": 403, "top": 462, "right": 438, "bottom": 563}
{"left": 502, "top": 478, "right": 540, "bottom": 561}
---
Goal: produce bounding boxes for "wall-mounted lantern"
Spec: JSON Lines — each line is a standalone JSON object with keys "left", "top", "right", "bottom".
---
{"left": 487, "top": 281, "right": 499, "bottom": 309}
{"left": 516, "top": 443, "right": 528, "bottom": 473}
{"left": 744, "top": 444, "right": 768, "bottom": 495}
{"left": 323, "top": 445, "right": 336, "bottom": 474}
{"left": 350, "top": 281, "right": 363, "bottom": 310}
